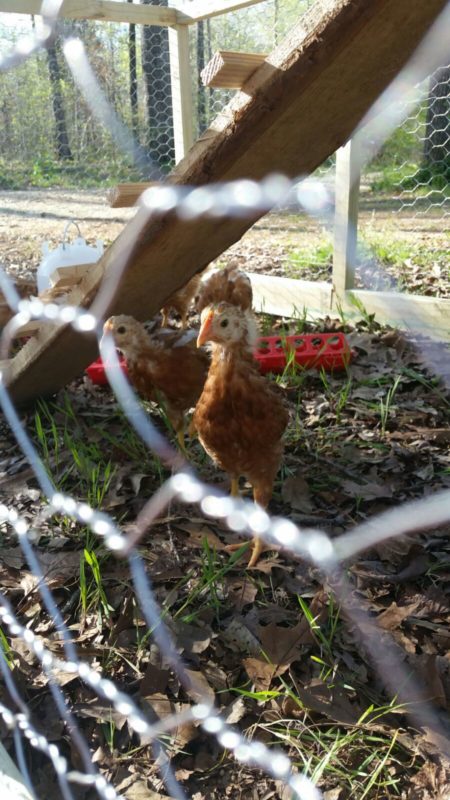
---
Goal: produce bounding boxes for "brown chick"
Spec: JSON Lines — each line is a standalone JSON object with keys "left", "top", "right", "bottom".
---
{"left": 195, "top": 265, "right": 253, "bottom": 314}
{"left": 103, "top": 315, "right": 210, "bottom": 451}
{"left": 161, "top": 273, "right": 202, "bottom": 329}
{"left": 193, "top": 302, "right": 289, "bottom": 567}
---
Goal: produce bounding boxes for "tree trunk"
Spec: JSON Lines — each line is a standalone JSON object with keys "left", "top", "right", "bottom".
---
{"left": 423, "top": 64, "right": 450, "bottom": 169}
{"left": 128, "top": 0, "right": 139, "bottom": 138}
{"left": 47, "top": 40, "right": 73, "bottom": 161}
{"left": 141, "top": 0, "right": 174, "bottom": 170}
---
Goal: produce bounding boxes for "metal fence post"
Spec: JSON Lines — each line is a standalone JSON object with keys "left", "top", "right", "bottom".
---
{"left": 332, "top": 135, "right": 362, "bottom": 298}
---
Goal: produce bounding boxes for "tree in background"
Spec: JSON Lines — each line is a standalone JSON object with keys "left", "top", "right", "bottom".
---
{"left": 141, "top": 0, "right": 174, "bottom": 171}
{"left": 423, "top": 65, "right": 450, "bottom": 173}
{"left": 46, "top": 35, "right": 73, "bottom": 161}
{"left": 128, "top": 0, "right": 139, "bottom": 139}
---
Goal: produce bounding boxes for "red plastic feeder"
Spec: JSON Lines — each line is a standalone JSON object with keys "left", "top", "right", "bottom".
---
{"left": 85, "top": 356, "right": 128, "bottom": 386}
{"left": 254, "top": 332, "right": 352, "bottom": 374}
{"left": 86, "top": 332, "right": 351, "bottom": 385}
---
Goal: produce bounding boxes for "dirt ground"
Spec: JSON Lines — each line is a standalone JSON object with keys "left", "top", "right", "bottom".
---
{"left": 0, "top": 189, "right": 448, "bottom": 296}
{"left": 1, "top": 188, "right": 450, "bottom": 799}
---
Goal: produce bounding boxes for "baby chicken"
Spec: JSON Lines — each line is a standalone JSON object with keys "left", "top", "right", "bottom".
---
{"left": 193, "top": 302, "right": 289, "bottom": 566}
{"left": 103, "top": 314, "right": 209, "bottom": 450}
{"left": 195, "top": 265, "right": 253, "bottom": 314}
{"left": 161, "top": 273, "right": 202, "bottom": 329}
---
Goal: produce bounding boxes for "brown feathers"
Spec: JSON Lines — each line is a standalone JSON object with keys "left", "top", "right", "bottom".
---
{"left": 103, "top": 315, "right": 209, "bottom": 446}
{"left": 195, "top": 266, "right": 253, "bottom": 314}
{"left": 161, "top": 273, "right": 202, "bottom": 328}
{"left": 194, "top": 303, "right": 288, "bottom": 514}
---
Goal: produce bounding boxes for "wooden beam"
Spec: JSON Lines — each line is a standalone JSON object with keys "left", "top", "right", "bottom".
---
{"left": 201, "top": 51, "right": 267, "bottom": 89}
{"left": 0, "top": 0, "right": 179, "bottom": 27}
{"left": 176, "top": 0, "right": 267, "bottom": 24}
{"left": 49, "top": 263, "right": 93, "bottom": 288}
{"left": 250, "top": 275, "right": 450, "bottom": 341}
{"left": 332, "top": 136, "right": 362, "bottom": 295}
{"left": 5, "top": 0, "right": 448, "bottom": 402}
{"left": 340, "top": 290, "right": 450, "bottom": 341}
{"left": 168, "top": 25, "right": 195, "bottom": 162}
{"left": 249, "top": 273, "right": 332, "bottom": 319}
{"left": 106, "top": 182, "right": 156, "bottom": 208}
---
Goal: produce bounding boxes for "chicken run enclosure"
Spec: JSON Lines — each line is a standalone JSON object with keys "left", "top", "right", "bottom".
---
{"left": 0, "top": 0, "right": 450, "bottom": 799}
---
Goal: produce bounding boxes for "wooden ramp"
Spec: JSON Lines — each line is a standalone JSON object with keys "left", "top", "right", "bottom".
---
{"left": 5, "top": 0, "right": 447, "bottom": 403}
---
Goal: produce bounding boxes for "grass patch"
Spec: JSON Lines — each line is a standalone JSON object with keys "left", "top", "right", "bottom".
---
{"left": 285, "top": 240, "right": 333, "bottom": 281}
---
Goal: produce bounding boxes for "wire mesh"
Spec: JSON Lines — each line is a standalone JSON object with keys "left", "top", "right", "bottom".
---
{"left": 355, "top": 64, "right": 450, "bottom": 297}
{"left": 0, "top": 2, "right": 449, "bottom": 799}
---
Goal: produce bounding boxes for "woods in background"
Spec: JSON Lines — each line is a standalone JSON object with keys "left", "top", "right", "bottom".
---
{"left": 0, "top": 1, "right": 448, "bottom": 191}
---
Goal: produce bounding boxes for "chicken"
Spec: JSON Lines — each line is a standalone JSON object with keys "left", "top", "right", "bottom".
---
{"left": 161, "top": 273, "right": 202, "bottom": 329}
{"left": 193, "top": 302, "right": 289, "bottom": 567}
{"left": 195, "top": 265, "right": 253, "bottom": 314}
{"left": 103, "top": 315, "right": 210, "bottom": 450}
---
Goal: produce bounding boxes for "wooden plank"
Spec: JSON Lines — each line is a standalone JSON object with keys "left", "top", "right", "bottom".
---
{"left": 333, "top": 136, "right": 361, "bottom": 295}
{"left": 341, "top": 290, "right": 450, "bottom": 341}
{"left": 249, "top": 275, "right": 450, "bottom": 341}
{"left": 0, "top": 360, "right": 12, "bottom": 381}
{"left": 0, "top": 741, "right": 34, "bottom": 800}
{"left": 6, "top": 0, "right": 448, "bottom": 402}
{"left": 249, "top": 273, "right": 332, "bottom": 319}
{"left": 176, "top": 0, "right": 267, "bottom": 23}
{"left": 0, "top": 0, "right": 179, "bottom": 26}
{"left": 106, "top": 182, "right": 156, "bottom": 208}
{"left": 50, "top": 263, "right": 93, "bottom": 287}
{"left": 201, "top": 51, "right": 267, "bottom": 89}
{"left": 168, "top": 25, "right": 195, "bottom": 162}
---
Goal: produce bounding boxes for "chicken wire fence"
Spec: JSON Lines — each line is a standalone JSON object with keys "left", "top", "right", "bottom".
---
{"left": 1, "top": 3, "right": 449, "bottom": 283}
{"left": 0, "top": 1, "right": 449, "bottom": 799}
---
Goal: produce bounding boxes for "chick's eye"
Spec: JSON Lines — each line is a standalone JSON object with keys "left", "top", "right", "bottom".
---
{"left": 220, "top": 319, "right": 229, "bottom": 329}
{"left": 117, "top": 325, "right": 126, "bottom": 334}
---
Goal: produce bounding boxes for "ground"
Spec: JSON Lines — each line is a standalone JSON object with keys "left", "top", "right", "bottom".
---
{"left": 0, "top": 188, "right": 448, "bottom": 296}
{"left": 0, "top": 189, "right": 449, "bottom": 799}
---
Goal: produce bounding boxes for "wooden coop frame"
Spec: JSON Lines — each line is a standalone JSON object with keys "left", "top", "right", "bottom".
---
{"left": 0, "top": 0, "right": 449, "bottom": 405}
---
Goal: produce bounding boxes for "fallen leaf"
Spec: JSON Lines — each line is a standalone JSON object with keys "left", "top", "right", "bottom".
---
{"left": 72, "top": 701, "right": 128, "bottom": 730}
{"left": 243, "top": 619, "right": 313, "bottom": 690}
{"left": 282, "top": 473, "right": 314, "bottom": 512}
{"left": 222, "top": 696, "right": 246, "bottom": 725}
{"left": 225, "top": 577, "right": 258, "bottom": 610}
{"left": 341, "top": 478, "right": 393, "bottom": 500}
{"left": 185, "top": 668, "right": 215, "bottom": 705}
{"left": 222, "top": 617, "right": 260, "bottom": 654}
{"left": 377, "top": 599, "right": 421, "bottom": 631}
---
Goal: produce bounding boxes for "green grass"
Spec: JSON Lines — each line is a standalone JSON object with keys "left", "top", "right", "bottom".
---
{"left": 19, "top": 324, "right": 446, "bottom": 798}
{"left": 34, "top": 396, "right": 117, "bottom": 505}
{"left": 285, "top": 240, "right": 333, "bottom": 280}
{"left": 226, "top": 595, "right": 412, "bottom": 798}
{"left": 371, "top": 161, "right": 450, "bottom": 194}
{"left": 80, "top": 547, "right": 113, "bottom": 625}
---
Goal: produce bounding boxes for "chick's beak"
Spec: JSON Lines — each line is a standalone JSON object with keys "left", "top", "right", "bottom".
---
{"left": 197, "top": 309, "right": 214, "bottom": 348}
{"left": 103, "top": 318, "right": 114, "bottom": 334}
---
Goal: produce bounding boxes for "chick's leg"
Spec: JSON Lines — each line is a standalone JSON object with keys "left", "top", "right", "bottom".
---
{"left": 188, "top": 417, "right": 196, "bottom": 439}
{"left": 247, "top": 537, "right": 264, "bottom": 568}
{"left": 224, "top": 481, "right": 272, "bottom": 567}
{"left": 230, "top": 477, "right": 240, "bottom": 497}
{"left": 168, "top": 410, "right": 188, "bottom": 455}
{"left": 176, "top": 428, "right": 187, "bottom": 453}
{"left": 247, "top": 482, "right": 273, "bottom": 568}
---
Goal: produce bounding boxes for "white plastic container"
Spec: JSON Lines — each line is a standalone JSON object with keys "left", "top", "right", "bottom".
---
{"left": 37, "top": 220, "right": 104, "bottom": 294}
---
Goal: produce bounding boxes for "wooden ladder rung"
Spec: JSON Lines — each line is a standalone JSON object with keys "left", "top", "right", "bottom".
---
{"left": 106, "top": 182, "right": 158, "bottom": 208}
{"left": 201, "top": 50, "right": 267, "bottom": 89}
